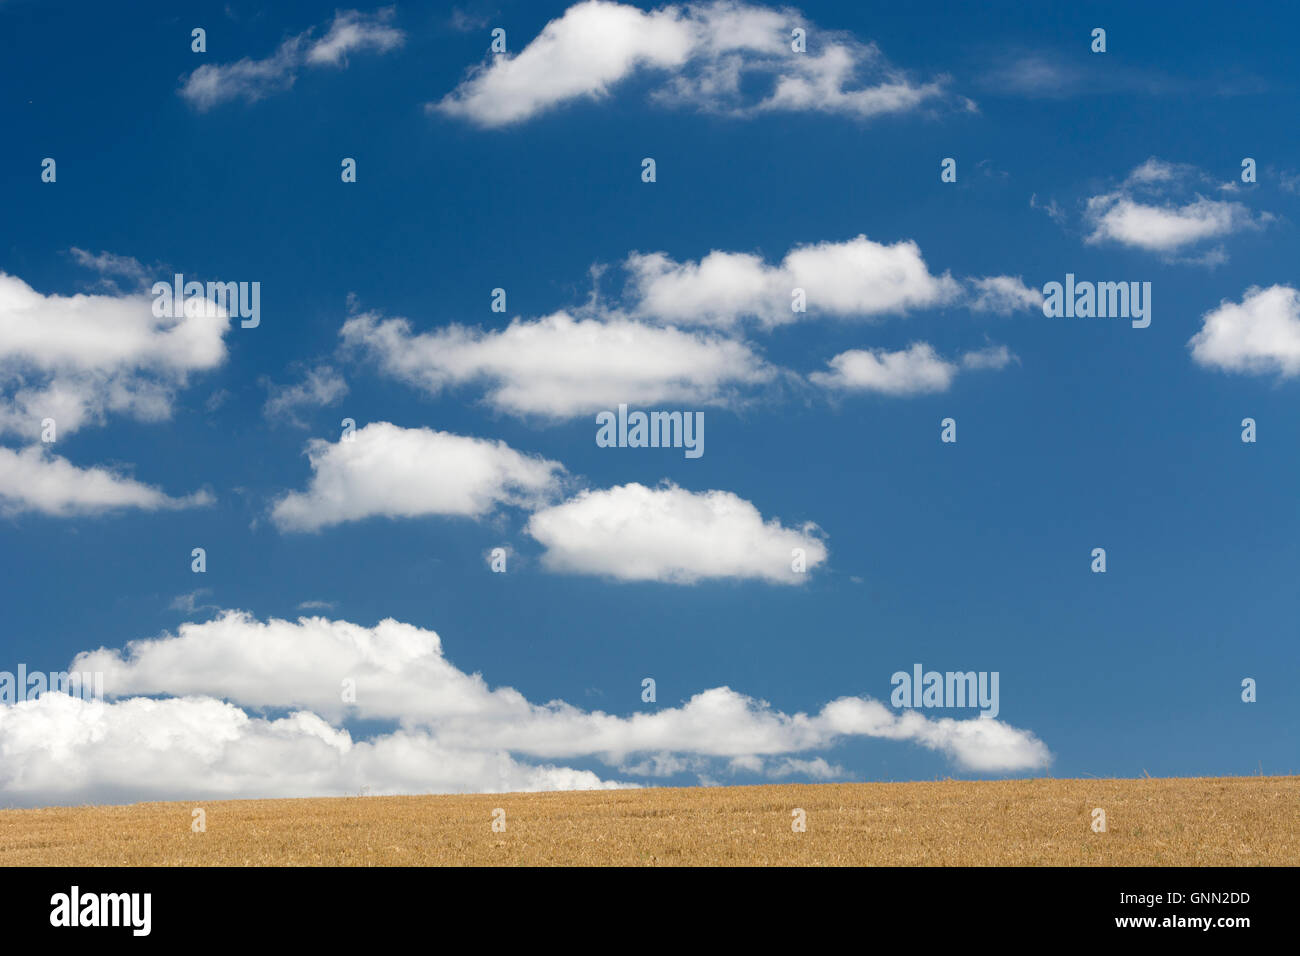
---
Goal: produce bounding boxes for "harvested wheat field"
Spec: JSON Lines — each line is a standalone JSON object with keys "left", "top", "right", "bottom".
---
{"left": 1, "top": 776, "right": 1296, "bottom": 866}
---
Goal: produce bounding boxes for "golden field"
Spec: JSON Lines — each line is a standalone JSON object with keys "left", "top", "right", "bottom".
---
{"left": 0, "top": 775, "right": 1295, "bottom": 866}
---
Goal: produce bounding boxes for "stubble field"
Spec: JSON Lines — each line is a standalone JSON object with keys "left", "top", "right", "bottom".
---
{"left": 1, "top": 775, "right": 1295, "bottom": 866}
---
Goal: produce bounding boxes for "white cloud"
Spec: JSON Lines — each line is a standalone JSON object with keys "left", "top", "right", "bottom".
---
{"left": 169, "top": 589, "right": 214, "bottom": 613}
{"left": 1125, "top": 157, "right": 1183, "bottom": 185}
{"left": 0, "top": 445, "right": 212, "bottom": 516}
{"left": 766, "top": 756, "right": 844, "bottom": 779}
{"left": 961, "top": 344, "right": 1015, "bottom": 370}
{"left": 68, "top": 248, "right": 149, "bottom": 291}
{"left": 0, "top": 272, "right": 229, "bottom": 439}
{"left": 525, "top": 481, "right": 826, "bottom": 584}
{"left": 810, "top": 343, "right": 1013, "bottom": 395}
{"left": 967, "top": 275, "right": 1042, "bottom": 314}
{"left": 297, "top": 599, "right": 337, "bottom": 611}
{"left": 434, "top": 0, "right": 953, "bottom": 126}
{"left": 0, "top": 608, "right": 1056, "bottom": 804}
{"left": 341, "top": 310, "right": 773, "bottom": 419}
{"left": 626, "top": 235, "right": 962, "bottom": 327}
{"left": 1029, "top": 193, "right": 1066, "bottom": 224}
{"left": 1086, "top": 194, "right": 1262, "bottom": 252}
{"left": 0, "top": 694, "right": 620, "bottom": 806}
{"left": 750, "top": 45, "right": 946, "bottom": 119}
{"left": 1188, "top": 285, "right": 1300, "bottom": 377}
{"left": 1082, "top": 158, "right": 1270, "bottom": 258}
{"left": 810, "top": 343, "right": 955, "bottom": 395}
{"left": 180, "top": 8, "right": 405, "bottom": 110}
{"left": 263, "top": 365, "right": 349, "bottom": 426}
{"left": 305, "top": 8, "right": 405, "bottom": 65}
{"left": 271, "top": 421, "right": 564, "bottom": 531}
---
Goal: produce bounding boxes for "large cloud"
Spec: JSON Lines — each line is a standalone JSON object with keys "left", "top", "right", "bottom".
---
{"left": 433, "top": 0, "right": 954, "bottom": 126}
{"left": 180, "top": 8, "right": 405, "bottom": 110}
{"left": 271, "top": 421, "right": 565, "bottom": 531}
{"left": 341, "top": 311, "right": 774, "bottom": 419}
{"left": 525, "top": 482, "right": 827, "bottom": 584}
{"left": 0, "top": 272, "right": 229, "bottom": 439}
{"left": 0, "top": 694, "right": 618, "bottom": 806}
{"left": 0, "top": 609, "right": 1057, "bottom": 805}
{"left": 1188, "top": 285, "right": 1300, "bottom": 377}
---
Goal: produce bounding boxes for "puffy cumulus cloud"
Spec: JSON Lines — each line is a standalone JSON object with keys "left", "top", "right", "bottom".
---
{"left": 30, "top": 609, "right": 1053, "bottom": 806}
{"left": 0, "top": 694, "right": 620, "bottom": 807}
{"left": 271, "top": 421, "right": 565, "bottom": 532}
{"left": 811, "top": 343, "right": 955, "bottom": 395}
{"left": 1082, "top": 158, "right": 1271, "bottom": 259}
{"left": 1188, "top": 285, "right": 1300, "bottom": 377}
{"left": 0, "top": 445, "right": 212, "bottom": 517}
{"left": 810, "top": 343, "right": 1014, "bottom": 395}
{"left": 436, "top": 0, "right": 695, "bottom": 126}
{"left": 433, "top": 0, "right": 954, "bottom": 127}
{"left": 0, "top": 271, "right": 229, "bottom": 439}
{"left": 815, "top": 697, "right": 1052, "bottom": 773}
{"left": 180, "top": 8, "right": 405, "bottom": 110}
{"left": 626, "top": 235, "right": 962, "bottom": 328}
{"left": 525, "top": 481, "right": 826, "bottom": 584}
{"left": 341, "top": 311, "right": 773, "bottom": 419}
{"left": 1086, "top": 195, "right": 1261, "bottom": 252}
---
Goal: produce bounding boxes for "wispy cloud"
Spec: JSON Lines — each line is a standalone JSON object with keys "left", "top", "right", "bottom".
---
{"left": 0, "top": 446, "right": 212, "bottom": 517}
{"left": 263, "top": 365, "right": 348, "bottom": 427}
{"left": 180, "top": 8, "right": 405, "bottom": 110}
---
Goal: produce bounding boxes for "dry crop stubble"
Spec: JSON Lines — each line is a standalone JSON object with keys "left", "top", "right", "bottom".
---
{"left": 0, "top": 776, "right": 1294, "bottom": 866}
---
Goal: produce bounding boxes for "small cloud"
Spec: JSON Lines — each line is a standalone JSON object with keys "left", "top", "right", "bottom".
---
{"left": 526, "top": 482, "right": 826, "bottom": 585}
{"left": 205, "top": 389, "right": 232, "bottom": 413}
{"left": 448, "top": 7, "right": 491, "bottom": 33}
{"left": 961, "top": 344, "right": 1017, "bottom": 370}
{"left": 1189, "top": 285, "right": 1300, "bottom": 378}
{"left": 296, "top": 599, "right": 337, "bottom": 612}
{"left": 974, "top": 159, "right": 1009, "bottom": 181}
{"left": 1029, "top": 193, "right": 1066, "bottom": 225}
{"left": 0, "top": 446, "right": 213, "bottom": 517}
{"left": 968, "top": 276, "right": 1042, "bottom": 315}
{"left": 68, "top": 248, "right": 152, "bottom": 293}
{"left": 811, "top": 343, "right": 956, "bottom": 395}
{"left": 1080, "top": 157, "right": 1272, "bottom": 263}
{"left": 170, "top": 589, "right": 216, "bottom": 614}
{"left": 263, "top": 365, "right": 348, "bottom": 427}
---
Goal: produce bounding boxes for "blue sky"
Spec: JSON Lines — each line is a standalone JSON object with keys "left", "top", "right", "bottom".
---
{"left": 1, "top": 0, "right": 1297, "bottom": 806}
